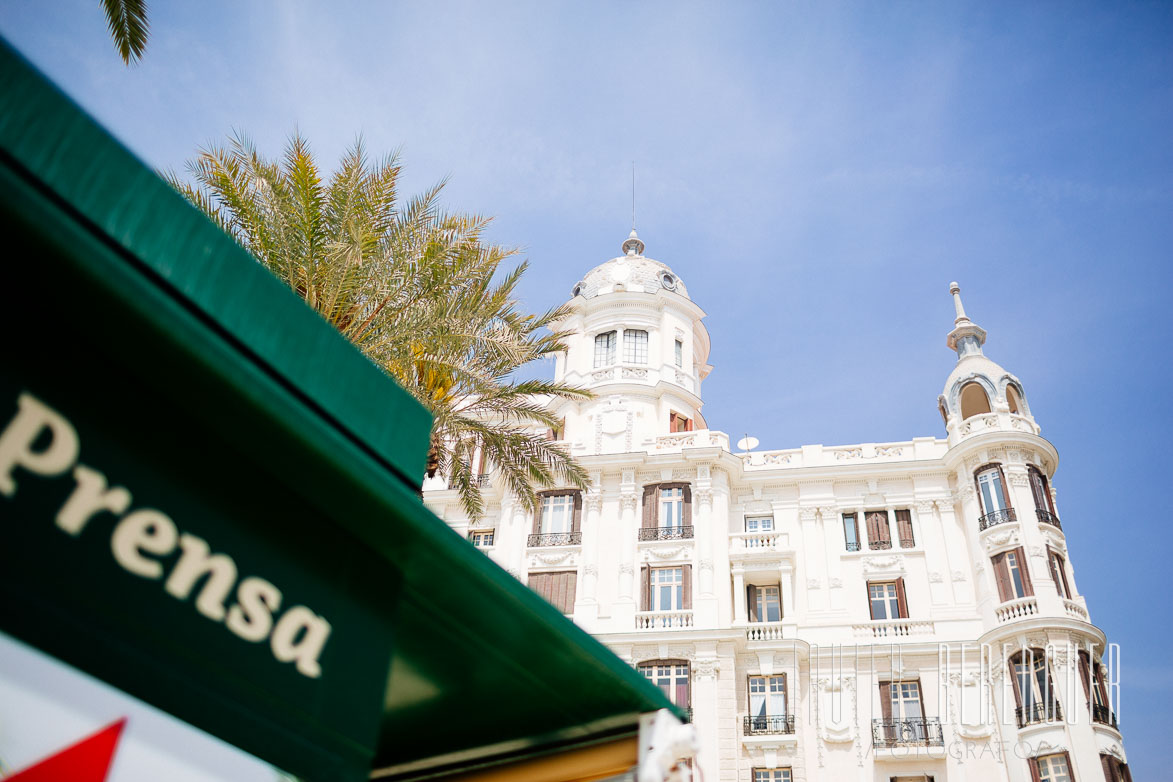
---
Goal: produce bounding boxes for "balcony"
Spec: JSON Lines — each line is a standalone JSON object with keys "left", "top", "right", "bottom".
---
{"left": 979, "top": 508, "right": 1016, "bottom": 530}
{"left": 995, "top": 596, "right": 1038, "bottom": 624}
{"left": 869, "top": 539, "right": 893, "bottom": 551}
{"left": 527, "top": 531, "right": 581, "bottom": 547}
{"left": 639, "top": 525, "right": 694, "bottom": 541}
{"left": 473, "top": 473, "right": 492, "bottom": 488}
{"left": 635, "top": 610, "right": 694, "bottom": 630}
{"left": 745, "top": 622, "right": 785, "bottom": 642}
{"left": 1017, "top": 701, "right": 1062, "bottom": 727}
{"left": 845, "top": 541, "right": 861, "bottom": 552}
{"left": 871, "top": 718, "right": 944, "bottom": 748}
{"left": 743, "top": 715, "right": 795, "bottom": 736}
{"left": 1092, "top": 704, "right": 1118, "bottom": 729}
{"left": 1063, "top": 599, "right": 1089, "bottom": 621}
{"left": 852, "top": 619, "right": 935, "bottom": 640}
{"left": 1036, "top": 508, "right": 1061, "bottom": 530}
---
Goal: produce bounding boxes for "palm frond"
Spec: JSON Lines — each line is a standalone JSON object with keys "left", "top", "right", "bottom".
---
{"left": 101, "top": 0, "right": 149, "bottom": 65}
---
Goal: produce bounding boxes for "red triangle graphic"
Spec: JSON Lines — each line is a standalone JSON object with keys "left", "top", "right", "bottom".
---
{"left": 7, "top": 718, "right": 126, "bottom": 782}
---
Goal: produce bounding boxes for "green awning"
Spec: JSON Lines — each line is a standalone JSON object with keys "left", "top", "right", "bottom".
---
{"left": 0, "top": 37, "right": 679, "bottom": 782}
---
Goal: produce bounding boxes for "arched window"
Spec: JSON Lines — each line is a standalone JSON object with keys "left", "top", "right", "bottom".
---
{"left": 1006, "top": 384, "right": 1023, "bottom": 415}
{"left": 638, "top": 659, "right": 690, "bottom": 712}
{"left": 975, "top": 464, "right": 1014, "bottom": 521}
{"left": 1009, "top": 649, "right": 1059, "bottom": 726}
{"left": 959, "top": 382, "right": 992, "bottom": 419}
{"left": 1027, "top": 466, "right": 1059, "bottom": 526}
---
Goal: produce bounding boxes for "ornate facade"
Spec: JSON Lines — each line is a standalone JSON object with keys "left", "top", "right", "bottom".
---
{"left": 423, "top": 232, "right": 1131, "bottom": 782}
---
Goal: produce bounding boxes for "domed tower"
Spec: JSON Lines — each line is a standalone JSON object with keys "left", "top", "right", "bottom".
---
{"left": 940, "top": 284, "right": 1123, "bottom": 778}
{"left": 938, "top": 281, "right": 1036, "bottom": 444}
{"left": 550, "top": 230, "right": 712, "bottom": 455}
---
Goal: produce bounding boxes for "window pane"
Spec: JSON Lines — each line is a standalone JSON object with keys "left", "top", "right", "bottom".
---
{"left": 1007, "top": 552, "right": 1025, "bottom": 598}
{"left": 675, "top": 339, "right": 683, "bottom": 367}
{"left": 1037, "top": 754, "right": 1071, "bottom": 782}
{"left": 843, "top": 516, "right": 857, "bottom": 546}
{"left": 594, "top": 331, "right": 615, "bottom": 367}
{"left": 623, "top": 329, "right": 648, "bottom": 364}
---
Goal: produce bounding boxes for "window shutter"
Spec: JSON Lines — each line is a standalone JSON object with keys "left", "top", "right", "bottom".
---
{"left": 642, "top": 485, "right": 658, "bottom": 528}
{"left": 1016, "top": 546, "right": 1034, "bottom": 596}
{"left": 685, "top": 417, "right": 694, "bottom": 432}
{"left": 992, "top": 553, "right": 1011, "bottom": 602}
{"left": 895, "top": 509, "right": 914, "bottom": 547}
{"left": 867, "top": 511, "right": 891, "bottom": 545}
{"left": 1029, "top": 469, "right": 1048, "bottom": 511}
{"left": 528, "top": 572, "right": 548, "bottom": 599}
{"left": 682, "top": 484, "right": 693, "bottom": 526}
{"left": 1078, "top": 651, "right": 1091, "bottom": 701}
{"left": 564, "top": 571, "right": 577, "bottom": 614}
{"left": 1061, "top": 753, "right": 1075, "bottom": 782}
{"left": 641, "top": 566, "right": 651, "bottom": 611}
{"left": 997, "top": 465, "right": 1014, "bottom": 511}
{"left": 878, "top": 681, "right": 892, "bottom": 721}
{"left": 1008, "top": 657, "right": 1024, "bottom": 710}
{"left": 682, "top": 564, "right": 692, "bottom": 610}
{"left": 973, "top": 471, "right": 986, "bottom": 513}
{"left": 1026, "top": 758, "right": 1042, "bottom": 782}
{"left": 1055, "top": 555, "right": 1071, "bottom": 599}
{"left": 532, "top": 498, "right": 543, "bottom": 536}
{"left": 747, "top": 585, "right": 759, "bottom": 622}
{"left": 895, "top": 577, "right": 909, "bottom": 619}
{"left": 669, "top": 412, "right": 677, "bottom": 431}
{"left": 571, "top": 491, "right": 583, "bottom": 535}
{"left": 866, "top": 583, "right": 877, "bottom": 620}
{"left": 1095, "top": 662, "right": 1111, "bottom": 708}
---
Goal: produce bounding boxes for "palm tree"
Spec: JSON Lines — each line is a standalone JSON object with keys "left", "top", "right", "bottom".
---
{"left": 165, "top": 133, "right": 590, "bottom": 518}
{"left": 100, "top": 0, "right": 150, "bottom": 64}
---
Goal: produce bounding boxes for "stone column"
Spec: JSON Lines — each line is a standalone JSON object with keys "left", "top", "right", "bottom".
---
{"left": 575, "top": 485, "right": 604, "bottom": 629}
{"left": 691, "top": 645, "right": 721, "bottom": 782}
{"left": 732, "top": 566, "right": 747, "bottom": 625}
{"left": 614, "top": 489, "right": 639, "bottom": 630}
{"left": 917, "top": 500, "right": 953, "bottom": 604}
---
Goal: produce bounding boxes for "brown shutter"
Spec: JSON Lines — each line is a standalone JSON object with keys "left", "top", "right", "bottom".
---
{"left": 571, "top": 491, "right": 583, "bottom": 535}
{"left": 895, "top": 577, "right": 909, "bottom": 619}
{"left": 991, "top": 553, "right": 1010, "bottom": 602}
{"left": 867, "top": 511, "right": 891, "bottom": 546}
{"left": 682, "top": 564, "right": 692, "bottom": 609}
{"left": 1008, "top": 656, "right": 1024, "bottom": 709}
{"left": 1061, "top": 754, "right": 1075, "bottom": 782}
{"left": 528, "top": 572, "right": 548, "bottom": 600}
{"left": 1095, "top": 663, "right": 1110, "bottom": 708}
{"left": 1055, "top": 555, "right": 1071, "bottom": 599}
{"left": 532, "top": 497, "right": 543, "bottom": 536}
{"left": 997, "top": 465, "right": 1014, "bottom": 512}
{"left": 1101, "top": 754, "right": 1115, "bottom": 782}
{"left": 642, "top": 484, "right": 658, "bottom": 528}
{"left": 747, "top": 585, "right": 759, "bottom": 622}
{"left": 1027, "top": 757, "right": 1042, "bottom": 782}
{"left": 641, "top": 566, "right": 651, "bottom": 611}
{"left": 682, "top": 484, "right": 692, "bottom": 526}
{"left": 1029, "top": 468, "right": 1048, "bottom": 511}
{"left": 1078, "top": 651, "right": 1091, "bottom": 700}
{"left": 1017, "top": 546, "right": 1034, "bottom": 596}
{"left": 685, "top": 417, "right": 694, "bottom": 431}
{"left": 866, "top": 582, "right": 876, "bottom": 619}
{"left": 668, "top": 412, "right": 677, "bottom": 432}
{"left": 878, "top": 681, "right": 892, "bottom": 721}
{"left": 564, "top": 571, "right": 578, "bottom": 613}
{"left": 895, "top": 509, "right": 914, "bottom": 547}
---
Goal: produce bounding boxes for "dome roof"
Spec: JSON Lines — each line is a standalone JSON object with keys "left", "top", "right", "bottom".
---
{"left": 571, "top": 230, "right": 690, "bottom": 300}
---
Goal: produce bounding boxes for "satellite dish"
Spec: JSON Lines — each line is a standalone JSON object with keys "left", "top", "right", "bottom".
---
{"left": 736, "top": 436, "right": 759, "bottom": 452}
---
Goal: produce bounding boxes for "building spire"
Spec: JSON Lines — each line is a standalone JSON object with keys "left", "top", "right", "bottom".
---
{"left": 946, "top": 281, "right": 987, "bottom": 358}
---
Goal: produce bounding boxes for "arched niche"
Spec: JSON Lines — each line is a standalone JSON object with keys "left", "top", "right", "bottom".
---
{"left": 960, "top": 382, "right": 992, "bottom": 420}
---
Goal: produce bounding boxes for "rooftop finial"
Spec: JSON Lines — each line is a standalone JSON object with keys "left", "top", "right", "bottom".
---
{"left": 946, "top": 281, "right": 987, "bottom": 358}
{"left": 622, "top": 228, "right": 645, "bottom": 256}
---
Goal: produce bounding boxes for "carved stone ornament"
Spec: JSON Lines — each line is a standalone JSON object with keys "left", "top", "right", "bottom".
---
{"left": 915, "top": 500, "right": 936, "bottom": 515}
{"left": 645, "top": 545, "right": 687, "bottom": 560}
{"left": 964, "top": 455, "right": 980, "bottom": 470}
{"left": 586, "top": 493, "right": 605, "bottom": 512}
{"left": 1027, "top": 545, "right": 1044, "bottom": 557}
{"left": 929, "top": 571, "right": 944, "bottom": 583}
{"left": 959, "top": 484, "right": 976, "bottom": 502}
{"left": 619, "top": 494, "right": 639, "bottom": 512}
{"left": 799, "top": 508, "right": 818, "bottom": 523}
{"left": 591, "top": 369, "right": 614, "bottom": 381}
{"left": 697, "top": 464, "right": 711, "bottom": 480}
{"left": 694, "top": 657, "right": 720, "bottom": 680}
{"left": 694, "top": 488, "right": 714, "bottom": 506}
{"left": 983, "top": 528, "right": 1020, "bottom": 552}
{"left": 583, "top": 563, "right": 599, "bottom": 576}
{"left": 699, "top": 558, "right": 714, "bottom": 572}
{"left": 532, "top": 550, "right": 573, "bottom": 566}
{"left": 763, "top": 452, "right": 793, "bottom": 465}
{"left": 829, "top": 577, "right": 843, "bottom": 588}
{"left": 807, "top": 578, "right": 821, "bottom": 589}
{"left": 862, "top": 554, "right": 905, "bottom": 574}
{"left": 818, "top": 506, "right": 839, "bottom": 521}
{"left": 621, "top": 367, "right": 648, "bottom": 379}
{"left": 1048, "top": 644, "right": 1071, "bottom": 667}
{"left": 951, "top": 570, "right": 967, "bottom": 582}
{"left": 1009, "top": 472, "right": 1030, "bottom": 488}
{"left": 619, "top": 562, "right": 634, "bottom": 575}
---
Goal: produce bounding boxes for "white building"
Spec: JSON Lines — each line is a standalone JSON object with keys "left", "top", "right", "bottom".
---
{"left": 423, "top": 231, "right": 1132, "bottom": 782}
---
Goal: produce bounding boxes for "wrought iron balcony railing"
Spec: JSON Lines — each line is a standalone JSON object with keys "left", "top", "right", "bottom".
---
{"left": 868, "top": 539, "right": 892, "bottom": 550}
{"left": 638, "top": 525, "right": 694, "bottom": 541}
{"left": 742, "top": 714, "right": 795, "bottom": 735}
{"left": 1036, "top": 508, "right": 1061, "bottom": 529}
{"left": 527, "top": 531, "right": 582, "bottom": 547}
{"left": 1092, "top": 704, "right": 1118, "bottom": 728}
{"left": 979, "top": 508, "right": 1017, "bottom": 530}
{"left": 1016, "top": 700, "right": 1062, "bottom": 728}
{"left": 845, "top": 541, "right": 861, "bottom": 552}
{"left": 871, "top": 718, "right": 944, "bottom": 747}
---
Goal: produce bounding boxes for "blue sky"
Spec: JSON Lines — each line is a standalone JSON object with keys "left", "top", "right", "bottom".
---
{"left": 2, "top": 1, "right": 1170, "bottom": 776}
